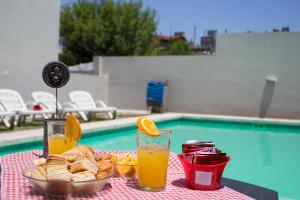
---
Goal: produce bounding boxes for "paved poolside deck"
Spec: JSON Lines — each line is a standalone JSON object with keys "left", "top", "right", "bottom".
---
{"left": 1, "top": 111, "right": 300, "bottom": 147}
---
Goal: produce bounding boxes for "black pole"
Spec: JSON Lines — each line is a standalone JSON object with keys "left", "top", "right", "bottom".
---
{"left": 42, "top": 120, "right": 49, "bottom": 158}
{"left": 55, "top": 88, "right": 58, "bottom": 119}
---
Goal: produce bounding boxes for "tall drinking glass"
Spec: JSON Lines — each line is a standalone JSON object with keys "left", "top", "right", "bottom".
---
{"left": 136, "top": 129, "right": 171, "bottom": 192}
{"left": 47, "top": 120, "right": 77, "bottom": 154}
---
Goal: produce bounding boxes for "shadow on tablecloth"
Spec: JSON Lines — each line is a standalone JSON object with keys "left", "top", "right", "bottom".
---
{"left": 170, "top": 177, "right": 278, "bottom": 200}
{"left": 171, "top": 178, "right": 224, "bottom": 190}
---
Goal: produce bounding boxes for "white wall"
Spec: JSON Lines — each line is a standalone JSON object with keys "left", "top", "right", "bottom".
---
{"left": 0, "top": 0, "right": 108, "bottom": 104}
{"left": 57, "top": 74, "right": 109, "bottom": 104}
{"left": 0, "top": 0, "right": 60, "bottom": 101}
{"left": 102, "top": 32, "right": 300, "bottom": 119}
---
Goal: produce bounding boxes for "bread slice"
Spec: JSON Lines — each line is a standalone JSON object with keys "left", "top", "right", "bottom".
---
{"left": 69, "top": 158, "right": 98, "bottom": 174}
{"left": 46, "top": 154, "right": 67, "bottom": 166}
{"left": 62, "top": 146, "right": 94, "bottom": 156}
{"left": 62, "top": 146, "right": 94, "bottom": 162}
{"left": 33, "top": 158, "right": 47, "bottom": 166}
{"left": 46, "top": 164, "right": 69, "bottom": 171}
{"left": 47, "top": 173, "right": 72, "bottom": 182}
{"left": 94, "top": 154, "right": 112, "bottom": 161}
{"left": 31, "top": 167, "right": 47, "bottom": 180}
{"left": 72, "top": 171, "right": 96, "bottom": 182}
{"left": 47, "top": 165, "right": 72, "bottom": 182}
{"left": 96, "top": 171, "right": 110, "bottom": 180}
{"left": 97, "top": 163, "right": 112, "bottom": 172}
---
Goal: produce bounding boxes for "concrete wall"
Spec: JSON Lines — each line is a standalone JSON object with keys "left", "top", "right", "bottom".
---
{"left": 0, "top": 0, "right": 108, "bottom": 104}
{"left": 102, "top": 32, "right": 300, "bottom": 119}
{"left": 57, "top": 74, "right": 108, "bottom": 104}
{"left": 0, "top": 0, "right": 60, "bottom": 101}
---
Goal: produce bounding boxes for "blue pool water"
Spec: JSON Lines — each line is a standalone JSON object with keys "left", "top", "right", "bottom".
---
{"left": 1, "top": 118, "right": 300, "bottom": 199}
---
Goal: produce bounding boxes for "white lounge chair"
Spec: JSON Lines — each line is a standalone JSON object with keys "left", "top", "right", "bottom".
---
{"left": 32, "top": 91, "right": 87, "bottom": 119}
{"left": 0, "top": 103, "right": 15, "bottom": 129}
{"left": 0, "top": 89, "right": 56, "bottom": 125}
{"left": 69, "top": 91, "right": 117, "bottom": 121}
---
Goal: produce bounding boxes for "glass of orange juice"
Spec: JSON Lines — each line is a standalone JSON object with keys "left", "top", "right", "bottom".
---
{"left": 136, "top": 129, "right": 171, "bottom": 192}
{"left": 46, "top": 120, "right": 77, "bottom": 154}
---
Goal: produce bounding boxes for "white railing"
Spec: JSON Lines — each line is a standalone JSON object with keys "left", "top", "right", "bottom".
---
{"left": 68, "top": 62, "right": 94, "bottom": 74}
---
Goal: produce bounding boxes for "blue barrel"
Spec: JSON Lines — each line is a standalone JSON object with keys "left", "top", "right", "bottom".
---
{"left": 147, "top": 81, "right": 164, "bottom": 106}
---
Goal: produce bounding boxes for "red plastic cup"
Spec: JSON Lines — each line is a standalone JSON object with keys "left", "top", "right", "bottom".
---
{"left": 178, "top": 154, "right": 231, "bottom": 190}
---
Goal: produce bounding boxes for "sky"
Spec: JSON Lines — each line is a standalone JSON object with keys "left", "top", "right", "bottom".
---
{"left": 61, "top": 0, "right": 300, "bottom": 44}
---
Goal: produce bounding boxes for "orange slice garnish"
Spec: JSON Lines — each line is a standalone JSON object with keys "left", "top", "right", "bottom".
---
{"left": 65, "top": 113, "right": 82, "bottom": 141}
{"left": 136, "top": 117, "right": 159, "bottom": 137}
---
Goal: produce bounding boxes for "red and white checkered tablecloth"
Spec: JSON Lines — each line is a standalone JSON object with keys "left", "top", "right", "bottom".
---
{"left": 0, "top": 150, "right": 253, "bottom": 200}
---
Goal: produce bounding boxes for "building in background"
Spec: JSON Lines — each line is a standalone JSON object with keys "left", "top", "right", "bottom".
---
{"left": 155, "top": 32, "right": 187, "bottom": 51}
{"left": 200, "top": 30, "right": 217, "bottom": 54}
{"left": 273, "top": 26, "right": 290, "bottom": 32}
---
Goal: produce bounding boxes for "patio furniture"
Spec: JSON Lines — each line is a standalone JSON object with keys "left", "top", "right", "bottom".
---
{"left": 0, "top": 89, "right": 55, "bottom": 125}
{"left": 69, "top": 91, "right": 117, "bottom": 121}
{"left": 0, "top": 150, "right": 261, "bottom": 200}
{"left": 0, "top": 104, "right": 15, "bottom": 129}
{"left": 31, "top": 91, "right": 88, "bottom": 119}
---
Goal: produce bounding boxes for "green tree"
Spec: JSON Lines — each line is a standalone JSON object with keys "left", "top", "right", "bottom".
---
{"left": 60, "top": 0, "right": 157, "bottom": 65}
{"left": 167, "top": 40, "right": 193, "bottom": 55}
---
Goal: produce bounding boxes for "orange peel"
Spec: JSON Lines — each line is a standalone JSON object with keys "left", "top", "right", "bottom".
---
{"left": 136, "top": 116, "right": 159, "bottom": 137}
{"left": 65, "top": 113, "right": 82, "bottom": 141}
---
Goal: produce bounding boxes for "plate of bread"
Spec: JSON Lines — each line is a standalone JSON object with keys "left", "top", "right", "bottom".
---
{"left": 22, "top": 146, "right": 113, "bottom": 195}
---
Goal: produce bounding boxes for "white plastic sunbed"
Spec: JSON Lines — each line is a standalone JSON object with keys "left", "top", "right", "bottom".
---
{"left": 69, "top": 91, "right": 117, "bottom": 121}
{"left": 0, "top": 89, "right": 56, "bottom": 125}
{"left": 0, "top": 103, "right": 15, "bottom": 128}
{"left": 32, "top": 91, "right": 88, "bottom": 119}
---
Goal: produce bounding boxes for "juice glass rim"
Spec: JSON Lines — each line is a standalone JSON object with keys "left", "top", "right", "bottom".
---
{"left": 46, "top": 119, "right": 68, "bottom": 126}
{"left": 46, "top": 119, "right": 67, "bottom": 126}
{"left": 137, "top": 129, "right": 171, "bottom": 135}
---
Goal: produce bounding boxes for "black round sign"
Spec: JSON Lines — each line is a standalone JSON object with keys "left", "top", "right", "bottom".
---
{"left": 42, "top": 61, "right": 70, "bottom": 88}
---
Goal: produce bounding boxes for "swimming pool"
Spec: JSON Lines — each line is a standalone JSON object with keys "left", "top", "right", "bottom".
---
{"left": 1, "top": 117, "right": 299, "bottom": 199}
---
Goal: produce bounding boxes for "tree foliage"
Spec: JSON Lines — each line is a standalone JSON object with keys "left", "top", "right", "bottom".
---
{"left": 166, "top": 40, "right": 193, "bottom": 55}
{"left": 60, "top": 0, "right": 158, "bottom": 65}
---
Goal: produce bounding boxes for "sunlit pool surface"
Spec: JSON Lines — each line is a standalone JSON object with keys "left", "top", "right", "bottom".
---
{"left": 1, "top": 118, "right": 300, "bottom": 199}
